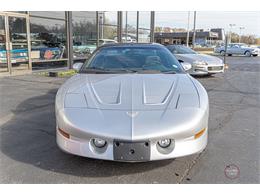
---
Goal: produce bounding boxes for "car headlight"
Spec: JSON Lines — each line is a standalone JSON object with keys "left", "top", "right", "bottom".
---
{"left": 158, "top": 138, "right": 171, "bottom": 148}
{"left": 193, "top": 61, "right": 207, "bottom": 66}
{"left": 93, "top": 138, "right": 107, "bottom": 148}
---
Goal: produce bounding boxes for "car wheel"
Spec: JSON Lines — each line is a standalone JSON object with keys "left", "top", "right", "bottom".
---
{"left": 252, "top": 54, "right": 258, "bottom": 57}
{"left": 228, "top": 54, "right": 232, "bottom": 56}
{"left": 220, "top": 50, "right": 225, "bottom": 56}
{"left": 245, "top": 51, "right": 251, "bottom": 57}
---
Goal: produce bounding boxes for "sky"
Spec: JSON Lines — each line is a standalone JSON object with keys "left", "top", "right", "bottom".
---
{"left": 105, "top": 11, "right": 260, "bottom": 37}
{"left": 155, "top": 11, "right": 260, "bottom": 37}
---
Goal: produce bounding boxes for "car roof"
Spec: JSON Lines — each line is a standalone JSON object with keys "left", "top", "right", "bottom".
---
{"left": 166, "top": 44, "right": 186, "bottom": 47}
{"left": 98, "top": 43, "right": 164, "bottom": 49}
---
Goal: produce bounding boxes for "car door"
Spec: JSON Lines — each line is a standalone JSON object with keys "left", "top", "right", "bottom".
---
{"left": 231, "top": 45, "right": 241, "bottom": 54}
{"left": 224, "top": 45, "right": 232, "bottom": 54}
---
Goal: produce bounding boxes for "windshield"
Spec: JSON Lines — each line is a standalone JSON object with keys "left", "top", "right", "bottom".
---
{"left": 80, "top": 46, "right": 184, "bottom": 74}
{"left": 167, "top": 45, "right": 197, "bottom": 54}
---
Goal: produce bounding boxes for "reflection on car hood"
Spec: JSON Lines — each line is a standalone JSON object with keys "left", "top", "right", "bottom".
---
{"left": 64, "top": 73, "right": 200, "bottom": 111}
{"left": 175, "top": 54, "right": 223, "bottom": 64}
{"left": 58, "top": 73, "right": 206, "bottom": 140}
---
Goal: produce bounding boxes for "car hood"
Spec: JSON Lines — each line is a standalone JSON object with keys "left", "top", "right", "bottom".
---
{"left": 175, "top": 54, "right": 223, "bottom": 64}
{"left": 57, "top": 73, "right": 207, "bottom": 140}
{"left": 63, "top": 73, "right": 200, "bottom": 111}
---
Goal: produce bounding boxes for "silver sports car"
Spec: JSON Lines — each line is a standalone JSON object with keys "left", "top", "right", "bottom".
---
{"left": 55, "top": 43, "right": 209, "bottom": 162}
{"left": 166, "top": 45, "right": 225, "bottom": 76}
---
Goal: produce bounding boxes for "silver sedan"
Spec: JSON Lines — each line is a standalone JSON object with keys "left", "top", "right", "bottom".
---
{"left": 166, "top": 45, "right": 225, "bottom": 76}
{"left": 215, "top": 43, "right": 260, "bottom": 57}
{"left": 55, "top": 43, "right": 209, "bottom": 162}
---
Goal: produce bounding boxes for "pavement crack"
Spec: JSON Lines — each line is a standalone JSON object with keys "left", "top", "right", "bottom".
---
{"left": 35, "top": 128, "right": 55, "bottom": 137}
{"left": 13, "top": 103, "right": 54, "bottom": 114}
{"left": 6, "top": 77, "right": 62, "bottom": 86}
{"left": 177, "top": 151, "right": 205, "bottom": 183}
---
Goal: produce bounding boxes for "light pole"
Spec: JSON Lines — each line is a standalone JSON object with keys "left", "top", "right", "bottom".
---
{"left": 186, "top": 11, "right": 190, "bottom": 47}
{"left": 239, "top": 27, "right": 245, "bottom": 43}
{"left": 229, "top": 23, "right": 236, "bottom": 43}
{"left": 125, "top": 11, "right": 128, "bottom": 42}
{"left": 192, "top": 11, "right": 197, "bottom": 48}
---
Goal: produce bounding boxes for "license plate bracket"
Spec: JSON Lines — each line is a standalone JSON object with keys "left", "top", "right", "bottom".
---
{"left": 113, "top": 140, "right": 150, "bottom": 162}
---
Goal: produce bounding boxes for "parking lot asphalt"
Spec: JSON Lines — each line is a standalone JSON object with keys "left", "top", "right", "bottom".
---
{"left": 0, "top": 56, "right": 259, "bottom": 183}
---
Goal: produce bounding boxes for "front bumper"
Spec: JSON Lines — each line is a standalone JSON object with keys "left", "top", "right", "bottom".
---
{"left": 56, "top": 127, "right": 208, "bottom": 162}
{"left": 190, "top": 64, "right": 225, "bottom": 75}
{"left": 251, "top": 50, "right": 259, "bottom": 55}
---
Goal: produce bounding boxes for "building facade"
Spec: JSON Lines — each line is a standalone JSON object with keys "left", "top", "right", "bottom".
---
{"left": 0, "top": 11, "right": 155, "bottom": 75}
{"left": 154, "top": 28, "right": 225, "bottom": 46}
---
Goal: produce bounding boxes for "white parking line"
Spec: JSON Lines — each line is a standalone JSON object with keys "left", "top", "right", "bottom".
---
{"left": 0, "top": 113, "right": 14, "bottom": 126}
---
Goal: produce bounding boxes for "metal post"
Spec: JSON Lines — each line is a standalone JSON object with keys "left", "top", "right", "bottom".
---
{"left": 192, "top": 11, "right": 196, "bottom": 48}
{"left": 125, "top": 11, "right": 128, "bottom": 42}
{"left": 186, "top": 11, "right": 190, "bottom": 47}
{"left": 239, "top": 27, "right": 245, "bottom": 43}
{"left": 150, "top": 11, "right": 155, "bottom": 43}
{"left": 5, "top": 14, "right": 12, "bottom": 74}
{"left": 223, "top": 34, "right": 228, "bottom": 65}
{"left": 96, "top": 11, "right": 100, "bottom": 47}
{"left": 26, "top": 13, "right": 32, "bottom": 71}
{"left": 101, "top": 12, "right": 105, "bottom": 39}
{"left": 117, "top": 11, "right": 123, "bottom": 43}
{"left": 136, "top": 11, "right": 139, "bottom": 43}
{"left": 65, "top": 11, "right": 73, "bottom": 69}
{"left": 229, "top": 24, "right": 236, "bottom": 43}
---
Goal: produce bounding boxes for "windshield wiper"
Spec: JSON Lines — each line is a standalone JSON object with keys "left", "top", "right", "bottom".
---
{"left": 81, "top": 67, "right": 138, "bottom": 74}
{"left": 81, "top": 67, "right": 111, "bottom": 73}
{"left": 161, "top": 70, "right": 177, "bottom": 74}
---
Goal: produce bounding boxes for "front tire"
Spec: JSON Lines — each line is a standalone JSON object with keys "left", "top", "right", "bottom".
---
{"left": 245, "top": 51, "right": 251, "bottom": 57}
{"left": 220, "top": 50, "right": 225, "bottom": 56}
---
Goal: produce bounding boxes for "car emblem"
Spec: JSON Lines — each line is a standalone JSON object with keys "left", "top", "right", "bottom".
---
{"left": 126, "top": 111, "right": 139, "bottom": 118}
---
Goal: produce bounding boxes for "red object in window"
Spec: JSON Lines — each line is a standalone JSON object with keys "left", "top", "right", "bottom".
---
{"left": 44, "top": 50, "right": 53, "bottom": 59}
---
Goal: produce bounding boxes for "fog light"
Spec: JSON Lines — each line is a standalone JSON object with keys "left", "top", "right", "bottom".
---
{"left": 158, "top": 139, "right": 171, "bottom": 148}
{"left": 93, "top": 138, "right": 107, "bottom": 148}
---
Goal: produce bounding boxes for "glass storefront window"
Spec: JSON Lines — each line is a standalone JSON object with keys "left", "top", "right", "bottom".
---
{"left": 122, "top": 11, "right": 137, "bottom": 43}
{"left": 72, "top": 11, "right": 97, "bottom": 59}
{"left": 138, "top": 11, "right": 151, "bottom": 43}
{"left": 8, "top": 16, "right": 29, "bottom": 71}
{"left": 99, "top": 11, "right": 117, "bottom": 41}
{"left": 30, "top": 16, "right": 67, "bottom": 63}
{"left": 139, "top": 11, "right": 150, "bottom": 29}
{"left": 0, "top": 15, "right": 8, "bottom": 72}
{"left": 32, "top": 60, "right": 67, "bottom": 71}
{"left": 103, "top": 25, "right": 117, "bottom": 40}
{"left": 29, "top": 11, "right": 65, "bottom": 20}
{"left": 102, "top": 11, "right": 117, "bottom": 26}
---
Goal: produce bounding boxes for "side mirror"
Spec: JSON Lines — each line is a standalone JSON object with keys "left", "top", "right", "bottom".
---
{"left": 181, "top": 62, "right": 192, "bottom": 71}
{"left": 72, "top": 62, "right": 83, "bottom": 71}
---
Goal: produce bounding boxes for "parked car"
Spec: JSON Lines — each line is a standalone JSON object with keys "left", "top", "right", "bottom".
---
{"left": 166, "top": 45, "right": 224, "bottom": 76}
{"left": 87, "top": 39, "right": 117, "bottom": 47}
{"left": 0, "top": 48, "right": 28, "bottom": 65}
{"left": 55, "top": 43, "right": 209, "bottom": 162}
{"left": 73, "top": 39, "right": 118, "bottom": 58}
{"left": 31, "top": 40, "right": 64, "bottom": 60}
{"left": 214, "top": 43, "right": 260, "bottom": 57}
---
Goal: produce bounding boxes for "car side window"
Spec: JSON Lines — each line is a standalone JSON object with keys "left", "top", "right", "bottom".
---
{"left": 167, "top": 46, "right": 177, "bottom": 54}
